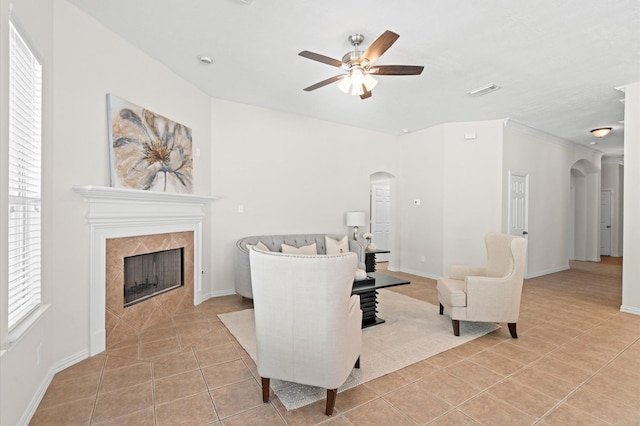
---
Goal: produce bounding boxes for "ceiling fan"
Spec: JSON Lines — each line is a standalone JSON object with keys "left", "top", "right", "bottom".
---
{"left": 299, "top": 30, "right": 424, "bottom": 100}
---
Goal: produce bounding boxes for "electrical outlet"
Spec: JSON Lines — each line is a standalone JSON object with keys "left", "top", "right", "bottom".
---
{"left": 420, "top": 255, "right": 426, "bottom": 262}
{"left": 37, "top": 342, "right": 42, "bottom": 365}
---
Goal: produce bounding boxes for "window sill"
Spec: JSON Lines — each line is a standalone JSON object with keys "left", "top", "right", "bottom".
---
{"left": 2, "top": 304, "right": 51, "bottom": 355}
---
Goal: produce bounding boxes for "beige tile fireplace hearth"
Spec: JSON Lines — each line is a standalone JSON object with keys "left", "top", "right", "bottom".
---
{"left": 105, "top": 231, "right": 194, "bottom": 349}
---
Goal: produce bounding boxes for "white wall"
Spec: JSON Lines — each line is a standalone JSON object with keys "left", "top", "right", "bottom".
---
{"left": 207, "top": 99, "right": 397, "bottom": 297}
{"left": 397, "top": 125, "right": 445, "bottom": 277}
{"left": 1, "top": 1, "right": 213, "bottom": 423}
{"left": 622, "top": 81, "right": 640, "bottom": 314}
{"left": 442, "top": 121, "right": 504, "bottom": 270}
{"left": 502, "top": 121, "right": 602, "bottom": 277}
{"left": 397, "top": 120, "right": 504, "bottom": 278}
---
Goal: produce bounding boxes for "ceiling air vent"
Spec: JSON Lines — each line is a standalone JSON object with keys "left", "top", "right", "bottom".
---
{"left": 467, "top": 83, "right": 501, "bottom": 97}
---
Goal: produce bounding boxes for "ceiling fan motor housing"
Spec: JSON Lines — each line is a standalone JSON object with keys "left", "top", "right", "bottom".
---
{"left": 342, "top": 50, "right": 364, "bottom": 68}
{"left": 343, "top": 33, "right": 366, "bottom": 67}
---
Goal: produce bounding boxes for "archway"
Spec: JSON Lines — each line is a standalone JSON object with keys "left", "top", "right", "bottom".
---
{"left": 569, "top": 159, "right": 600, "bottom": 262}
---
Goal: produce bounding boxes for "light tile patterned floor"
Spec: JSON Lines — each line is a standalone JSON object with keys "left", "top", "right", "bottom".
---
{"left": 30, "top": 257, "right": 640, "bottom": 425}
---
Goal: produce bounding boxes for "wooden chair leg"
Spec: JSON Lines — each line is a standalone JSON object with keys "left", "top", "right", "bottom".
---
{"left": 508, "top": 322, "right": 518, "bottom": 338}
{"left": 354, "top": 356, "right": 360, "bottom": 369}
{"left": 452, "top": 319, "right": 460, "bottom": 336}
{"left": 325, "top": 389, "right": 337, "bottom": 416}
{"left": 261, "top": 377, "right": 270, "bottom": 403}
{"left": 439, "top": 303, "right": 444, "bottom": 315}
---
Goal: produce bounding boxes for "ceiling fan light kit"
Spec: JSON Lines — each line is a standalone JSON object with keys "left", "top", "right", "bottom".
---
{"left": 299, "top": 30, "right": 424, "bottom": 99}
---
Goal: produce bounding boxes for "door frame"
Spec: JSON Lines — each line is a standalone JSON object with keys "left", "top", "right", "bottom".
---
{"left": 508, "top": 170, "right": 529, "bottom": 277}
{"left": 600, "top": 189, "right": 613, "bottom": 257}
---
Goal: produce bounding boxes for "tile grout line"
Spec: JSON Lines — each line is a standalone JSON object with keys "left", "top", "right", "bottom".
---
{"left": 534, "top": 334, "right": 640, "bottom": 425}
{"left": 88, "top": 355, "right": 107, "bottom": 425}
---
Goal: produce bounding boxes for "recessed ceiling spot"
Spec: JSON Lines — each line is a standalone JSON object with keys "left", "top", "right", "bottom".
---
{"left": 467, "top": 83, "right": 501, "bottom": 97}
{"left": 198, "top": 55, "right": 214, "bottom": 65}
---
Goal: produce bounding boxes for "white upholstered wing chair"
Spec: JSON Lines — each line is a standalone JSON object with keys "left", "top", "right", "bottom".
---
{"left": 249, "top": 249, "right": 362, "bottom": 416}
{"left": 437, "top": 233, "right": 528, "bottom": 338}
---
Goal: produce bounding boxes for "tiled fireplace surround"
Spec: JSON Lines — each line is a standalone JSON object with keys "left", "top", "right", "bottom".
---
{"left": 74, "top": 185, "right": 214, "bottom": 356}
{"left": 105, "top": 231, "right": 194, "bottom": 349}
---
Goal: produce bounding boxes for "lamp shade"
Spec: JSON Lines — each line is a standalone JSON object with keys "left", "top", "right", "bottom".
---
{"left": 345, "top": 211, "right": 366, "bottom": 226}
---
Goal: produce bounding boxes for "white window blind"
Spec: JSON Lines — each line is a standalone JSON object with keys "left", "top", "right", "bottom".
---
{"left": 7, "top": 21, "right": 42, "bottom": 331}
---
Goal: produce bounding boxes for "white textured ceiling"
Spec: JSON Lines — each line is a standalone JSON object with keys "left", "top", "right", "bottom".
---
{"left": 68, "top": 0, "right": 640, "bottom": 155}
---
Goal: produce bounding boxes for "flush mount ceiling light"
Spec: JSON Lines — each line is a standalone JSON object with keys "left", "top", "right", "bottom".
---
{"left": 299, "top": 30, "right": 424, "bottom": 99}
{"left": 467, "top": 83, "right": 501, "bottom": 97}
{"left": 590, "top": 127, "right": 612, "bottom": 138}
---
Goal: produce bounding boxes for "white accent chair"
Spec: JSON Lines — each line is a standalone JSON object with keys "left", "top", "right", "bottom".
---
{"left": 249, "top": 249, "right": 362, "bottom": 416}
{"left": 437, "top": 233, "right": 528, "bottom": 338}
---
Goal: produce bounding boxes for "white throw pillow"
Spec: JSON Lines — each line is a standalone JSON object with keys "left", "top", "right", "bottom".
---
{"left": 247, "top": 241, "right": 270, "bottom": 252}
{"left": 325, "top": 235, "right": 349, "bottom": 254}
{"left": 255, "top": 241, "right": 270, "bottom": 251}
{"left": 281, "top": 242, "right": 317, "bottom": 254}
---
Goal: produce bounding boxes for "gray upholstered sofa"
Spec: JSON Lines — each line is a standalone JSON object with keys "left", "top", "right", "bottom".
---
{"left": 235, "top": 234, "right": 365, "bottom": 299}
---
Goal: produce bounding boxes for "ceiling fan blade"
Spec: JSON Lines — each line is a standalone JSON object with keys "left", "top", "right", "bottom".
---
{"left": 359, "top": 30, "right": 399, "bottom": 65}
{"left": 303, "top": 75, "right": 345, "bottom": 92}
{"left": 298, "top": 51, "right": 343, "bottom": 68}
{"left": 359, "top": 84, "right": 372, "bottom": 100}
{"left": 369, "top": 65, "right": 424, "bottom": 75}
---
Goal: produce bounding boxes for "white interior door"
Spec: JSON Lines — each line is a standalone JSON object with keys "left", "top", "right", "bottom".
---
{"left": 600, "top": 190, "right": 612, "bottom": 256}
{"left": 508, "top": 172, "right": 528, "bottom": 238}
{"left": 371, "top": 184, "right": 391, "bottom": 262}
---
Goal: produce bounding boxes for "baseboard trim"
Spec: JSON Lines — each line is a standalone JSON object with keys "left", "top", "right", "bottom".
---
{"left": 620, "top": 305, "right": 640, "bottom": 316}
{"left": 202, "top": 289, "right": 236, "bottom": 302}
{"left": 525, "top": 265, "right": 570, "bottom": 279}
{"left": 395, "top": 268, "right": 440, "bottom": 281}
{"left": 20, "top": 349, "right": 89, "bottom": 425}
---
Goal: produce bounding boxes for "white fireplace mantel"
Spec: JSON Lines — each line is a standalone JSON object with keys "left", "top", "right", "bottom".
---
{"left": 73, "top": 185, "right": 215, "bottom": 355}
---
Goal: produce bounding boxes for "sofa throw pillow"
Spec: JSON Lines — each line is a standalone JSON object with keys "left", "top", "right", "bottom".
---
{"left": 247, "top": 241, "right": 270, "bottom": 252}
{"left": 325, "top": 235, "right": 349, "bottom": 254}
{"left": 281, "top": 242, "right": 317, "bottom": 254}
{"left": 255, "top": 241, "right": 270, "bottom": 251}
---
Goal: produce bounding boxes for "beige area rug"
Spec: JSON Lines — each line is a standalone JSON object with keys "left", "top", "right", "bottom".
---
{"left": 218, "top": 289, "right": 498, "bottom": 411}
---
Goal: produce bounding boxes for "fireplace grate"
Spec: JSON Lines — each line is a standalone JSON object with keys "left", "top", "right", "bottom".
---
{"left": 123, "top": 247, "right": 184, "bottom": 307}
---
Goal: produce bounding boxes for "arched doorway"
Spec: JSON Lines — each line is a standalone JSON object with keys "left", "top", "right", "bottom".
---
{"left": 569, "top": 159, "right": 600, "bottom": 262}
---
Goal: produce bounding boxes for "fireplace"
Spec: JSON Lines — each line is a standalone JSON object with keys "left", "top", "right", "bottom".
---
{"left": 124, "top": 247, "right": 184, "bottom": 307}
{"left": 74, "top": 185, "right": 214, "bottom": 355}
{"left": 105, "top": 231, "right": 194, "bottom": 348}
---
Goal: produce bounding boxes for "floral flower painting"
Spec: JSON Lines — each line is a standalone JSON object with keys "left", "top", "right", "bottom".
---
{"left": 107, "top": 94, "right": 193, "bottom": 193}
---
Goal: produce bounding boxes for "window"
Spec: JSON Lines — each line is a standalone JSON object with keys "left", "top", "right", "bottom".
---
{"left": 7, "top": 21, "right": 42, "bottom": 331}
